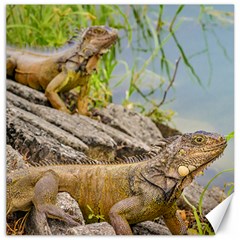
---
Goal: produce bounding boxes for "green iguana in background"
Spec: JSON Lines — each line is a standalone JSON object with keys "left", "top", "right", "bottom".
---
{"left": 7, "top": 131, "right": 227, "bottom": 235}
{"left": 6, "top": 26, "right": 118, "bottom": 115}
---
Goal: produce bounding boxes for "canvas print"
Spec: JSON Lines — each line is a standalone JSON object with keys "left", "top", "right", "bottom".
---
{"left": 6, "top": 5, "right": 234, "bottom": 235}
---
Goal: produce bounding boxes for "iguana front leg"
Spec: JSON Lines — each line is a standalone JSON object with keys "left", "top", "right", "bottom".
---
{"left": 45, "top": 72, "right": 73, "bottom": 113}
{"left": 109, "top": 197, "right": 187, "bottom": 235}
{"left": 77, "top": 82, "right": 90, "bottom": 115}
{"left": 109, "top": 196, "right": 144, "bottom": 235}
{"left": 45, "top": 70, "right": 90, "bottom": 115}
{"left": 163, "top": 204, "right": 187, "bottom": 235}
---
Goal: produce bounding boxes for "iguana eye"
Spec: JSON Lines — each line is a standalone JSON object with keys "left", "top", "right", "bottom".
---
{"left": 193, "top": 135, "right": 205, "bottom": 144}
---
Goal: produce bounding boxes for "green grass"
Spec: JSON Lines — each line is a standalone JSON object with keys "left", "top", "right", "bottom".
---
{"left": 183, "top": 168, "right": 234, "bottom": 235}
{"left": 87, "top": 205, "right": 105, "bottom": 222}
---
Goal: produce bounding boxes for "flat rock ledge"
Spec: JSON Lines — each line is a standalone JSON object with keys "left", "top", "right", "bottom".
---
{"left": 7, "top": 79, "right": 164, "bottom": 164}
{"left": 66, "top": 223, "right": 116, "bottom": 235}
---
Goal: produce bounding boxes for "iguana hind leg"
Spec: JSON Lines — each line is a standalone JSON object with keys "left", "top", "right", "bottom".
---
{"left": 109, "top": 196, "right": 144, "bottom": 235}
{"left": 31, "top": 170, "right": 80, "bottom": 234}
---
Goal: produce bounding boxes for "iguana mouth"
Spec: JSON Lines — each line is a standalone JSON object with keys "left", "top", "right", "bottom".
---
{"left": 98, "top": 37, "right": 118, "bottom": 55}
{"left": 190, "top": 141, "right": 227, "bottom": 178}
{"left": 179, "top": 152, "right": 225, "bottom": 191}
{"left": 203, "top": 140, "right": 227, "bottom": 152}
{"left": 178, "top": 139, "right": 227, "bottom": 182}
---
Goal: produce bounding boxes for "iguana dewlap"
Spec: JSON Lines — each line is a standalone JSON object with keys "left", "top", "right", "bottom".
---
{"left": 6, "top": 26, "right": 118, "bottom": 115}
{"left": 7, "top": 131, "right": 227, "bottom": 235}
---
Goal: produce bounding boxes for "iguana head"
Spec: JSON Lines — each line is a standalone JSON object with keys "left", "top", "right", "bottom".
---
{"left": 164, "top": 131, "right": 227, "bottom": 186}
{"left": 141, "top": 131, "right": 227, "bottom": 201}
{"left": 64, "top": 26, "right": 118, "bottom": 74}
{"left": 79, "top": 25, "right": 118, "bottom": 58}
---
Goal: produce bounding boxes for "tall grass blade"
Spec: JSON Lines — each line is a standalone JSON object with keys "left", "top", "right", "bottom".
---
{"left": 182, "top": 194, "right": 203, "bottom": 235}
{"left": 198, "top": 168, "right": 234, "bottom": 217}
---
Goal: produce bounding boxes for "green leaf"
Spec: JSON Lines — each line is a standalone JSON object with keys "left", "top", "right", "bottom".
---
{"left": 226, "top": 131, "right": 234, "bottom": 141}
{"left": 88, "top": 214, "right": 93, "bottom": 219}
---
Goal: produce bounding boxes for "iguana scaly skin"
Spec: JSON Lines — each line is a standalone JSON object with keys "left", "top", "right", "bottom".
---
{"left": 7, "top": 131, "right": 227, "bottom": 235}
{"left": 6, "top": 26, "right": 118, "bottom": 115}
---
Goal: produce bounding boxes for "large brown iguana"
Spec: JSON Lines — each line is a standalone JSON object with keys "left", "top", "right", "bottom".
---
{"left": 6, "top": 26, "right": 118, "bottom": 115}
{"left": 7, "top": 131, "right": 227, "bottom": 235}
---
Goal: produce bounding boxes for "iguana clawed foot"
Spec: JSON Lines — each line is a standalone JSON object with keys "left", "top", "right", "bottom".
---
{"left": 29, "top": 170, "right": 81, "bottom": 234}
{"left": 27, "top": 204, "right": 81, "bottom": 235}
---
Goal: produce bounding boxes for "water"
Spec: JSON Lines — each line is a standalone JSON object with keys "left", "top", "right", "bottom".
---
{"left": 109, "top": 5, "right": 234, "bottom": 188}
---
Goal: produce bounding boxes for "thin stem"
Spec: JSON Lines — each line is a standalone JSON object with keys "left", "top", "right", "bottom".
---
{"left": 147, "top": 57, "right": 181, "bottom": 116}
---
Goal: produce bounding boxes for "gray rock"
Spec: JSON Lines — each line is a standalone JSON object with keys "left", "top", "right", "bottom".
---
{"left": 132, "top": 221, "right": 171, "bottom": 235}
{"left": 7, "top": 83, "right": 117, "bottom": 161}
{"left": 7, "top": 79, "right": 50, "bottom": 106}
{"left": 66, "top": 222, "right": 116, "bottom": 235}
{"left": 48, "top": 192, "right": 85, "bottom": 235}
{"left": 93, "top": 104, "right": 162, "bottom": 145}
{"left": 177, "top": 181, "right": 226, "bottom": 215}
{"left": 6, "top": 144, "right": 29, "bottom": 172}
{"left": 7, "top": 103, "right": 91, "bottom": 166}
{"left": 7, "top": 80, "right": 152, "bottom": 162}
{"left": 7, "top": 101, "right": 88, "bottom": 152}
{"left": 154, "top": 121, "right": 181, "bottom": 138}
{"left": 209, "top": 186, "right": 227, "bottom": 203}
{"left": 55, "top": 192, "right": 85, "bottom": 224}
